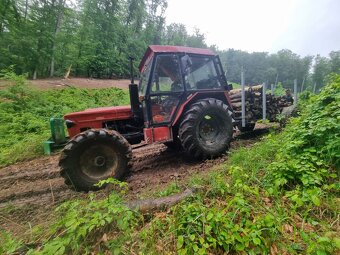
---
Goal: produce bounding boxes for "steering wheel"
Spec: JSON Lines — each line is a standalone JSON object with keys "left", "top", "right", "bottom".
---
{"left": 207, "top": 75, "right": 219, "bottom": 88}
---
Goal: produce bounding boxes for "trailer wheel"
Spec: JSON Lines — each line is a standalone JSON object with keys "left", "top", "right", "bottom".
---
{"left": 59, "top": 129, "right": 132, "bottom": 191}
{"left": 179, "top": 98, "right": 233, "bottom": 159}
{"left": 237, "top": 123, "right": 256, "bottom": 132}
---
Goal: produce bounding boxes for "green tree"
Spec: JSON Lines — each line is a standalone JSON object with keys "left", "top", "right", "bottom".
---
{"left": 312, "top": 55, "right": 331, "bottom": 92}
{"left": 329, "top": 51, "right": 340, "bottom": 73}
{"left": 185, "top": 28, "right": 206, "bottom": 48}
{"left": 164, "top": 23, "right": 187, "bottom": 45}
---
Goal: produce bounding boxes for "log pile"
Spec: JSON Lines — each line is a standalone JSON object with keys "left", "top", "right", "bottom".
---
{"left": 230, "top": 85, "right": 292, "bottom": 122}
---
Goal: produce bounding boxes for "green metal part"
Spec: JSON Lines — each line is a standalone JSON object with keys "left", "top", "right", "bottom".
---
{"left": 43, "top": 118, "right": 68, "bottom": 155}
{"left": 50, "top": 118, "right": 67, "bottom": 144}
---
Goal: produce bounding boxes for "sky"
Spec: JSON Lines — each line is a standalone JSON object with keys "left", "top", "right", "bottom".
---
{"left": 165, "top": 0, "right": 340, "bottom": 56}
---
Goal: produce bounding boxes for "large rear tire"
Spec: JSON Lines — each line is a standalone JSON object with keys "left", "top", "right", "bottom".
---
{"left": 179, "top": 98, "right": 233, "bottom": 159}
{"left": 59, "top": 129, "right": 132, "bottom": 191}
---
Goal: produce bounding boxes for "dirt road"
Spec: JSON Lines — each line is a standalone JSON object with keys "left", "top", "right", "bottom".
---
{"left": 28, "top": 78, "right": 131, "bottom": 90}
{"left": 0, "top": 125, "right": 272, "bottom": 237}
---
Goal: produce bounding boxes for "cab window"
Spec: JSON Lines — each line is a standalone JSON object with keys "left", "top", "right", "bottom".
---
{"left": 183, "top": 56, "right": 222, "bottom": 90}
{"left": 151, "top": 55, "right": 184, "bottom": 93}
{"left": 139, "top": 58, "right": 152, "bottom": 96}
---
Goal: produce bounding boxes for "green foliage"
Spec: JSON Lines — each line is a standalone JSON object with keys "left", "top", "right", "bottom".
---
{"left": 95, "top": 178, "right": 130, "bottom": 197}
{"left": 1, "top": 0, "right": 339, "bottom": 89}
{"left": 0, "top": 230, "right": 23, "bottom": 255}
{"left": 170, "top": 196, "right": 279, "bottom": 255}
{"left": 95, "top": 177, "right": 128, "bottom": 189}
{"left": 0, "top": 69, "right": 129, "bottom": 166}
{"left": 28, "top": 183, "right": 138, "bottom": 255}
{"left": 0, "top": 0, "right": 208, "bottom": 79}
{"left": 273, "top": 82, "right": 285, "bottom": 96}
{"left": 157, "top": 182, "right": 181, "bottom": 197}
{"left": 267, "top": 74, "right": 339, "bottom": 204}
{"left": 312, "top": 55, "right": 332, "bottom": 92}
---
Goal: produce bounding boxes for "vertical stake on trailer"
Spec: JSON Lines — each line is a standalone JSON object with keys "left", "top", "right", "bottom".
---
{"left": 294, "top": 79, "right": 298, "bottom": 106}
{"left": 262, "top": 82, "right": 266, "bottom": 120}
{"left": 241, "top": 68, "right": 246, "bottom": 127}
{"left": 271, "top": 84, "right": 274, "bottom": 94}
{"left": 275, "top": 73, "right": 279, "bottom": 87}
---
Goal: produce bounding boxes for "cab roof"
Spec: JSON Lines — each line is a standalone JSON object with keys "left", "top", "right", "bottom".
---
{"left": 139, "top": 45, "right": 215, "bottom": 72}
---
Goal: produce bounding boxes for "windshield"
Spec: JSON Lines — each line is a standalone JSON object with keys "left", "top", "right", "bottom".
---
{"left": 139, "top": 59, "right": 152, "bottom": 96}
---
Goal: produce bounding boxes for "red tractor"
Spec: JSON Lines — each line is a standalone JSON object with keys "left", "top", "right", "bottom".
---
{"left": 60, "top": 45, "right": 235, "bottom": 191}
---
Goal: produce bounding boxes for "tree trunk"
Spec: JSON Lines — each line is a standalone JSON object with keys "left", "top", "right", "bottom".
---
{"left": 50, "top": 0, "right": 65, "bottom": 77}
{"left": 64, "top": 65, "right": 71, "bottom": 79}
{"left": 24, "top": 0, "right": 28, "bottom": 20}
{"left": 33, "top": 68, "right": 37, "bottom": 80}
{"left": 301, "top": 77, "right": 305, "bottom": 92}
{"left": 0, "top": 0, "right": 10, "bottom": 34}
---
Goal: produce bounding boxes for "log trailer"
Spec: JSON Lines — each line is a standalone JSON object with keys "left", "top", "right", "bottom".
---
{"left": 58, "top": 45, "right": 282, "bottom": 191}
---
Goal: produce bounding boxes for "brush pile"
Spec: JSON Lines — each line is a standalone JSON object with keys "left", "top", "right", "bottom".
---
{"left": 230, "top": 85, "right": 292, "bottom": 122}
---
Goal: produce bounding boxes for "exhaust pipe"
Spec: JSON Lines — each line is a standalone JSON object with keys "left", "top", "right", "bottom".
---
{"left": 128, "top": 57, "right": 141, "bottom": 119}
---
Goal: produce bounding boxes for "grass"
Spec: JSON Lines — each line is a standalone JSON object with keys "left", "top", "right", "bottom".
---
{"left": 0, "top": 69, "right": 129, "bottom": 167}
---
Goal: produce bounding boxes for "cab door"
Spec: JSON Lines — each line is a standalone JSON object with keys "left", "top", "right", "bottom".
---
{"left": 148, "top": 54, "right": 185, "bottom": 125}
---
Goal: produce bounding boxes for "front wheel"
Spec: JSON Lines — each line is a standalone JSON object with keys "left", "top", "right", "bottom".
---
{"left": 59, "top": 129, "right": 132, "bottom": 191}
{"left": 179, "top": 98, "right": 233, "bottom": 159}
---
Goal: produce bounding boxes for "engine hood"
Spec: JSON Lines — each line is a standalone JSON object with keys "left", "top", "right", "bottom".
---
{"left": 64, "top": 105, "right": 133, "bottom": 123}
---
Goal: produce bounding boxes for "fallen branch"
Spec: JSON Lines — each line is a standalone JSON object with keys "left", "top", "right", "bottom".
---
{"left": 126, "top": 188, "right": 195, "bottom": 213}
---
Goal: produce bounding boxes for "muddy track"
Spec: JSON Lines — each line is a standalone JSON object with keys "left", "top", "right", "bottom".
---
{"left": 0, "top": 125, "right": 272, "bottom": 235}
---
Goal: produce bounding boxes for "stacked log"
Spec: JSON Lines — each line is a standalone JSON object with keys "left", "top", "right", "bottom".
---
{"left": 230, "top": 85, "right": 292, "bottom": 122}
{"left": 276, "top": 96, "right": 293, "bottom": 108}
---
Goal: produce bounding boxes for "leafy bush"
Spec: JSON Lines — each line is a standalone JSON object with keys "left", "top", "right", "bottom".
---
{"left": 267, "top": 74, "right": 339, "bottom": 205}
{"left": 0, "top": 68, "right": 129, "bottom": 166}
{"left": 27, "top": 180, "right": 138, "bottom": 255}
{"left": 274, "top": 82, "right": 285, "bottom": 96}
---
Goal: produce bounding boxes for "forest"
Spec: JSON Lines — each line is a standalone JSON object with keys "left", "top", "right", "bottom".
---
{"left": 1, "top": 0, "right": 339, "bottom": 92}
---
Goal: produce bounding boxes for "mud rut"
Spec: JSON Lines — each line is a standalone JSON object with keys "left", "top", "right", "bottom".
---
{"left": 0, "top": 125, "right": 271, "bottom": 235}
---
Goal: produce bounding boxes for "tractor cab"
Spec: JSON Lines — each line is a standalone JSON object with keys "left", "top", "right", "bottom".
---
{"left": 134, "top": 45, "right": 232, "bottom": 144}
